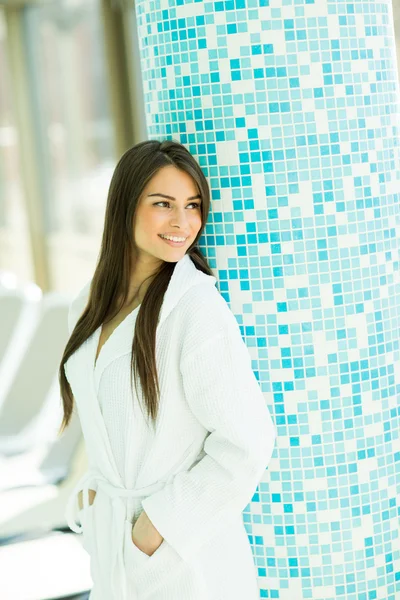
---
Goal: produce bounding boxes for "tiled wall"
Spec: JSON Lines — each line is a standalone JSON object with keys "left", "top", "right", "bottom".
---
{"left": 134, "top": 1, "right": 400, "bottom": 598}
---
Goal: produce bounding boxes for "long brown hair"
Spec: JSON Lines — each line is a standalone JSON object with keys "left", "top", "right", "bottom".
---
{"left": 58, "top": 139, "right": 214, "bottom": 435}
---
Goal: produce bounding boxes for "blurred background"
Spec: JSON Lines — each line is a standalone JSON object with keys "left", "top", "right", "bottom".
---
{"left": 0, "top": 1, "right": 148, "bottom": 598}
{"left": 0, "top": 0, "right": 148, "bottom": 291}
{"left": 1, "top": 0, "right": 400, "bottom": 599}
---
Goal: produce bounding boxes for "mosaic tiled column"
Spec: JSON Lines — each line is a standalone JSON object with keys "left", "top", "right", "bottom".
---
{"left": 133, "top": 1, "right": 400, "bottom": 598}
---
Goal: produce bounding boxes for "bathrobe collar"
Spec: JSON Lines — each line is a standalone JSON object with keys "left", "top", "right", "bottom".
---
{"left": 90, "top": 253, "right": 216, "bottom": 391}
{"left": 72, "top": 252, "right": 215, "bottom": 329}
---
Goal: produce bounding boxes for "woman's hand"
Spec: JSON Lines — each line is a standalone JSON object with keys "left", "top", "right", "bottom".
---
{"left": 131, "top": 510, "right": 164, "bottom": 557}
{"left": 77, "top": 493, "right": 163, "bottom": 556}
{"left": 78, "top": 489, "right": 96, "bottom": 510}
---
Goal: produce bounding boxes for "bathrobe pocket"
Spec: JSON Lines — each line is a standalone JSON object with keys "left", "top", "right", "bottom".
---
{"left": 78, "top": 504, "right": 96, "bottom": 554}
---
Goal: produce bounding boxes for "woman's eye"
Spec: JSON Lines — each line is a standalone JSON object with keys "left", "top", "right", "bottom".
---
{"left": 154, "top": 201, "right": 200, "bottom": 209}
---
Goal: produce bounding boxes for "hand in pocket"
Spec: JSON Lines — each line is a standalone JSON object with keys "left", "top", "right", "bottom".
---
{"left": 131, "top": 510, "right": 164, "bottom": 556}
{"left": 78, "top": 488, "right": 97, "bottom": 510}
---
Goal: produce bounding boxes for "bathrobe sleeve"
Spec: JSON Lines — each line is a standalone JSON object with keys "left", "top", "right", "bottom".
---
{"left": 65, "top": 280, "right": 98, "bottom": 476}
{"left": 141, "top": 318, "right": 276, "bottom": 562}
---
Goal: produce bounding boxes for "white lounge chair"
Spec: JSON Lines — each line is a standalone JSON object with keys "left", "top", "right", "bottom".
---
{"left": 0, "top": 411, "right": 88, "bottom": 539}
{"left": 0, "top": 282, "right": 42, "bottom": 406}
{"left": 0, "top": 293, "right": 70, "bottom": 456}
{"left": 0, "top": 530, "right": 92, "bottom": 599}
{"left": 0, "top": 403, "right": 83, "bottom": 492}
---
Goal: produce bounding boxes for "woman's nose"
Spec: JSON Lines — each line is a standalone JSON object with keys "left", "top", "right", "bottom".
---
{"left": 169, "top": 207, "right": 189, "bottom": 227}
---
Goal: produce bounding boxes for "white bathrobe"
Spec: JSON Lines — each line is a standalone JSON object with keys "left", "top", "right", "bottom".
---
{"left": 64, "top": 253, "right": 276, "bottom": 600}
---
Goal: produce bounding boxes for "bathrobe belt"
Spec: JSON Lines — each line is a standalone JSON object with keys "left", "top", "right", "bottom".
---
{"left": 65, "top": 468, "right": 167, "bottom": 600}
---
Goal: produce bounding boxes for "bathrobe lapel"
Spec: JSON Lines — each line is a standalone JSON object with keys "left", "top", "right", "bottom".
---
{"left": 76, "top": 330, "right": 123, "bottom": 486}
{"left": 92, "top": 308, "right": 139, "bottom": 396}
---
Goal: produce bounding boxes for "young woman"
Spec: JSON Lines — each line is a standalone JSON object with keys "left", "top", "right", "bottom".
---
{"left": 59, "top": 139, "right": 276, "bottom": 600}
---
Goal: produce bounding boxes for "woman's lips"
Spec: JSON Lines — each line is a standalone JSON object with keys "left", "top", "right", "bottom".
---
{"left": 158, "top": 235, "right": 187, "bottom": 247}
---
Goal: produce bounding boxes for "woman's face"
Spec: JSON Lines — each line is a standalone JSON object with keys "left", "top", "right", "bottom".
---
{"left": 133, "top": 165, "right": 203, "bottom": 266}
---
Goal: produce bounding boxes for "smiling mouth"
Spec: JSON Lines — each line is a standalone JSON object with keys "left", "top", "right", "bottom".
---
{"left": 159, "top": 235, "right": 188, "bottom": 242}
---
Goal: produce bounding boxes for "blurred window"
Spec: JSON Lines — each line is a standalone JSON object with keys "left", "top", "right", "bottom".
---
{"left": 0, "top": 8, "right": 33, "bottom": 283}
{"left": 25, "top": 0, "right": 116, "bottom": 291}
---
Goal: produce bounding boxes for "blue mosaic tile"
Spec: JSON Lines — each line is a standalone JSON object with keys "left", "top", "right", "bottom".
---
{"left": 133, "top": 1, "right": 400, "bottom": 598}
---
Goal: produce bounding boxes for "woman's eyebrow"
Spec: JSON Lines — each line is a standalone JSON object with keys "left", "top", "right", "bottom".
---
{"left": 147, "top": 193, "right": 201, "bottom": 201}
